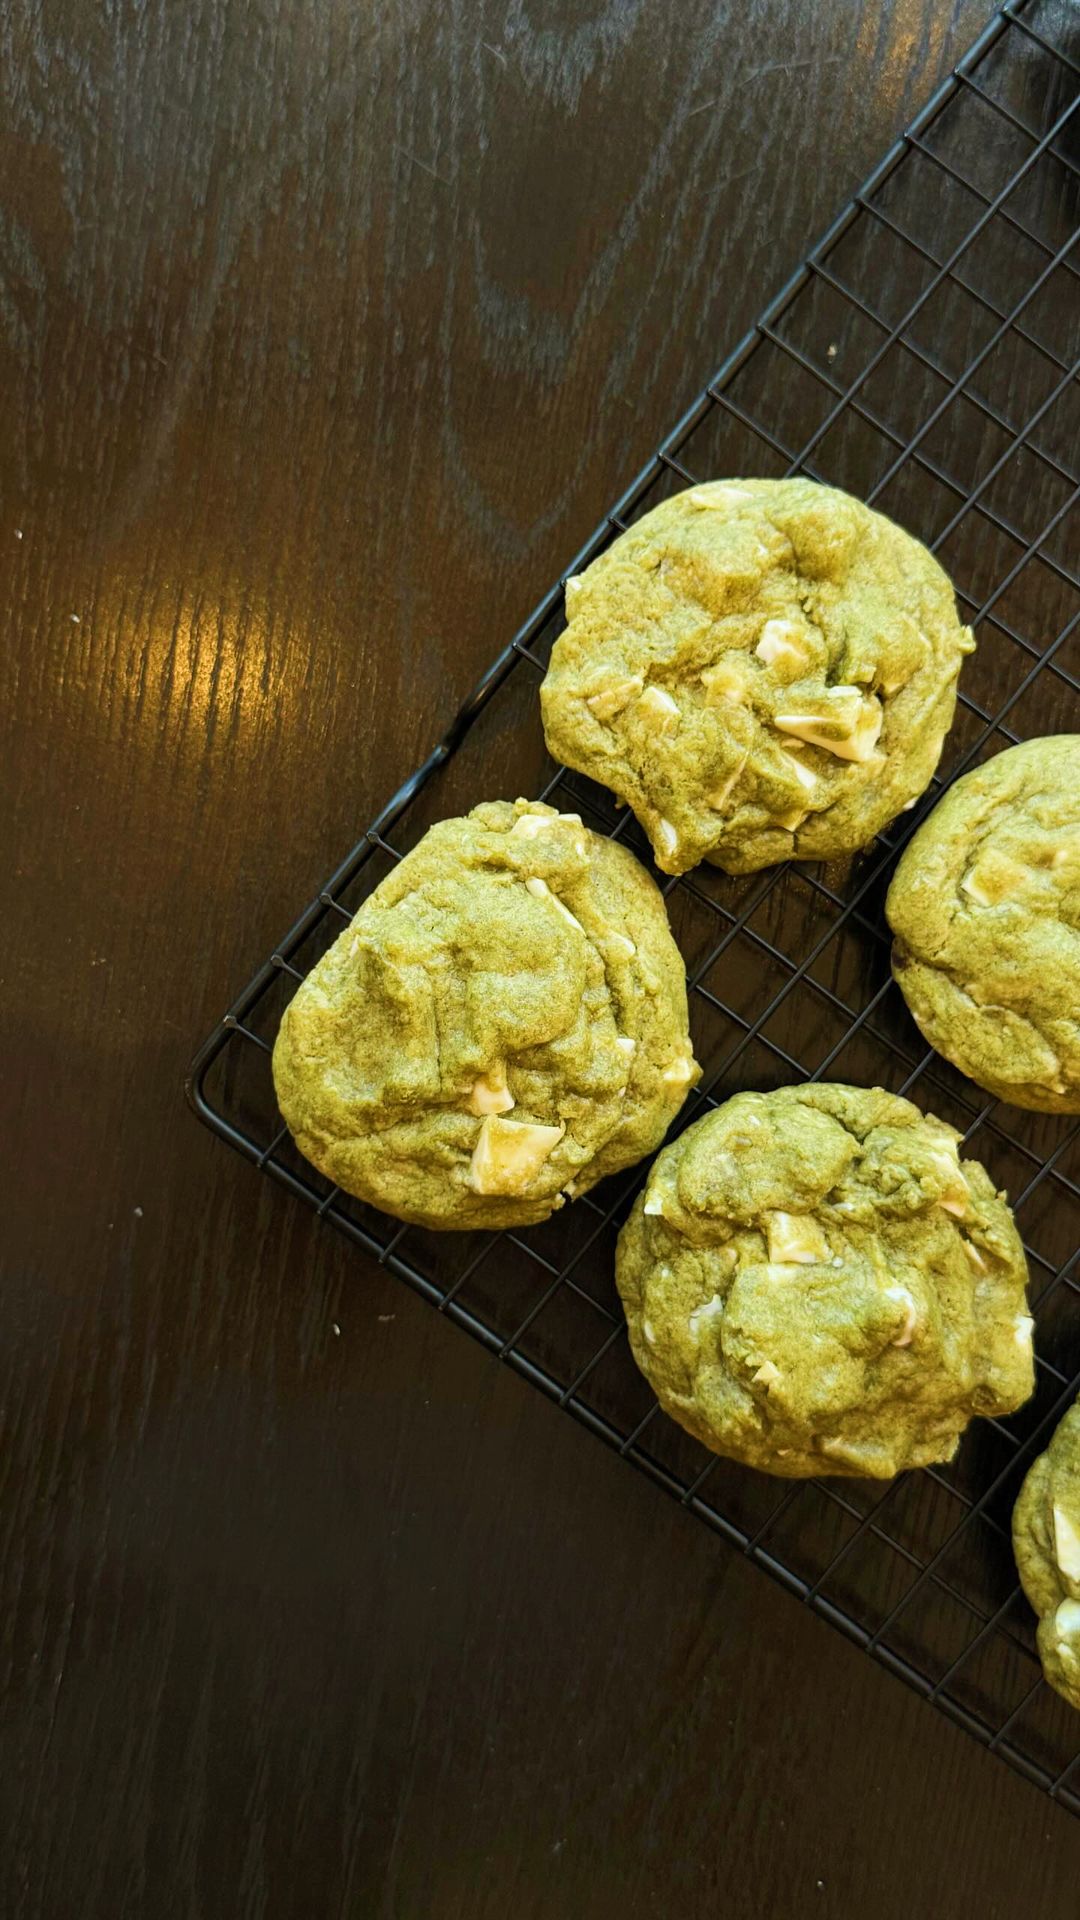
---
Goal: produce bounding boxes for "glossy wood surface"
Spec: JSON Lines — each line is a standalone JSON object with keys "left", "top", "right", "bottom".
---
{"left": 5, "top": 1, "right": 1080, "bottom": 1913}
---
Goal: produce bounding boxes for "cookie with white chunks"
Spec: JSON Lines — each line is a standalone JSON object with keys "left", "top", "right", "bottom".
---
{"left": 615, "top": 1084, "right": 1033, "bottom": 1478}
{"left": 272, "top": 801, "right": 700, "bottom": 1230}
{"left": 1013, "top": 1403, "right": 1080, "bottom": 1713}
{"left": 540, "top": 478, "right": 973, "bottom": 876}
{"left": 888, "top": 736, "right": 1080, "bottom": 1113}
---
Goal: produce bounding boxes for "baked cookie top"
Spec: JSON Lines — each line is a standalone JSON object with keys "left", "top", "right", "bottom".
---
{"left": 616, "top": 1083, "right": 1032, "bottom": 1477}
{"left": 540, "top": 478, "right": 973, "bottom": 875}
{"left": 888, "top": 736, "right": 1080, "bottom": 1113}
{"left": 1013, "top": 1402, "right": 1080, "bottom": 1713}
{"left": 273, "top": 800, "right": 699, "bottom": 1230}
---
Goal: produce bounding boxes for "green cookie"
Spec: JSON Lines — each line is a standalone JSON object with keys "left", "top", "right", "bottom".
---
{"left": 540, "top": 478, "right": 973, "bottom": 876}
{"left": 888, "top": 736, "right": 1080, "bottom": 1113}
{"left": 615, "top": 1084, "right": 1032, "bottom": 1478}
{"left": 1013, "top": 1403, "right": 1080, "bottom": 1713}
{"left": 273, "top": 800, "right": 699, "bottom": 1230}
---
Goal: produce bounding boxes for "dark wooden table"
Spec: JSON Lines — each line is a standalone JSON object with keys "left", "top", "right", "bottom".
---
{"left": 6, "top": 1, "right": 1080, "bottom": 1913}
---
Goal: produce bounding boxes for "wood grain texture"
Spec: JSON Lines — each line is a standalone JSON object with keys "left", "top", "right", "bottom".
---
{"left": 4, "top": 0, "right": 1080, "bottom": 1914}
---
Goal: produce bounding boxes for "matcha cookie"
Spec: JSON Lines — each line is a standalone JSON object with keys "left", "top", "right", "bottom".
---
{"left": 540, "top": 478, "right": 973, "bottom": 875}
{"left": 616, "top": 1084, "right": 1032, "bottom": 1477}
{"left": 888, "top": 736, "right": 1080, "bottom": 1112}
{"left": 273, "top": 800, "right": 700, "bottom": 1230}
{"left": 1013, "top": 1403, "right": 1080, "bottom": 1713}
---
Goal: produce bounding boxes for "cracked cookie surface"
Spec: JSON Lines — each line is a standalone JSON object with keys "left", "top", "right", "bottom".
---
{"left": 272, "top": 800, "right": 699, "bottom": 1229}
{"left": 1013, "top": 1402, "right": 1080, "bottom": 1713}
{"left": 540, "top": 478, "right": 973, "bottom": 875}
{"left": 888, "top": 736, "right": 1080, "bottom": 1112}
{"left": 615, "top": 1084, "right": 1032, "bottom": 1477}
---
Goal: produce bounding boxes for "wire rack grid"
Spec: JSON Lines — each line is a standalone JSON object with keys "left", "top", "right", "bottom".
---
{"left": 190, "top": 0, "right": 1080, "bottom": 1815}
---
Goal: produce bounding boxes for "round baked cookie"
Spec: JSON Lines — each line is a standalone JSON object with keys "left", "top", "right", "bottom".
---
{"left": 540, "top": 477, "right": 973, "bottom": 876}
{"left": 1013, "top": 1403, "right": 1080, "bottom": 1713}
{"left": 272, "top": 800, "right": 700, "bottom": 1231}
{"left": 888, "top": 736, "right": 1080, "bottom": 1113}
{"left": 615, "top": 1083, "right": 1032, "bottom": 1478}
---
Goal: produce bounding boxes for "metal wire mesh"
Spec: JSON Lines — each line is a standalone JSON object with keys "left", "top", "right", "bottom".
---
{"left": 189, "top": 0, "right": 1080, "bottom": 1815}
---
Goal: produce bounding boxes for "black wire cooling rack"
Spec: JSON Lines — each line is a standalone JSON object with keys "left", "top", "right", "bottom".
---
{"left": 189, "top": 0, "right": 1080, "bottom": 1816}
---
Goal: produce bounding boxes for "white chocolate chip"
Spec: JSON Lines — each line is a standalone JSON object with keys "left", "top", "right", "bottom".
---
{"left": 586, "top": 674, "right": 644, "bottom": 721}
{"left": 655, "top": 818, "right": 679, "bottom": 860}
{"left": 468, "top": 1115, "right": 565, "bottom": 1194}
{"left": 701, "top": 658, "right": 750, "bottom": 707}
{"left": 752, "top": 1360, "right": 782, "bottom": 1389}
{"left": 642, "top": 1319, "right": 656, "bottom": 1346}
{"left": 688, "top": 484, "right": 753, "bottom": 507}
{"left": 1054, "top": 1507, "right": 1080, "bottom": 1583}
{"left": 708, "top": 749, "right": 749, "bottom": 812}
{"left": 662, "top": 1055, "right": 696, "bottom": 1086}
{"left": 774, "top": 691, "right": 883, "bottom": 763}
{"left": 510, "top": 808, "right": 584, "bottom": 840}
{"left": 615, "top": 1035, "right": 636, "bottom": 1057}
{"left": 525, "top": 875, "right": 584, "bottom": 932}
{"left": 688, "top": 1293, "right": 724, "bottom": 1339}
{"left": 468, "top": 1064, "right": 515, "bottom": 1116}
{"left": 767, "top": 1211, "right": 829, "bottom": 1265}
{"left": 781, "top": 751, "right": 818, "bottom": 794}
{"left": 565, "top": 574, "right": 584, "bottom": 613}
{"left": 756, "top": 620, "right": 809, "bottom": 672}
{"left": 886, "top": 1285, "right": 918, "bottom": 1347}
{"left": 959, "top": 867, "right": 992, "bottom": 906}
{"left": 1056, "top": 1599, "right": 1080, "bottom": 1637}
{"left": 775, "top": 806, "right": 808, "bottom": 832}
{"left": 1014, "top": 1314, "right": 1034, "bottom": 1349}
{"left": 636, "top": 685, "right": 679, "bottom": 732}
{"left": 961, "top": 1237, "right": 989, "bottom": 1274}
{"left": 608, "top": 931, "right": 637, "bottom": 959}
{"left": 642, "top": 1193, "right": 664, "bottom": 1216}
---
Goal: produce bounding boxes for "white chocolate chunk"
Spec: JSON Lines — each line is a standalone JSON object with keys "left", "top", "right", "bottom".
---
{"left": 656, "top": 818, "right": 679, "bottom": 859}
{"left": 708, "top": 749, "right": 749, "bottom": 812}
{"left": 608, "top": 931, "right": 636, "bottom": 959}
{"left": 701, "top": 658, "right": 749, "bottom": 706}
{"left": 753, "top": 1360, "right": 782, "bottom": 1389}
{"left": 636, "top": 685, "right": 679, "bottom": 732}
{"left": 510, "top": 809, "right": 582, "bottom": 840}
{"left": 688, "top": 484, "right": 753, "bottom": 507}
{"left": 926, "top": 1147, "right": 970, "bottom": 1217}
{"left": 1054, "top": 1507, "right": 1080, "bottom": 1583}
{"left": 775, "top": 690, "right": 882, "bottom": 763}
{"left": 468, "top": 1064, "right": 515, "bottom": 1116}
{"left": 1056, "top": 1600, "right": 1080, "bottom": 1637}
{"left": 886, "top": 1285, "right": 918, "bottom": 1347}
{"left": 688, "top": 1293, "right": 724, "bottom": 1339}
{"left": 642, "top": 1319, "right": 656, "bottom": 1346}
{"left": 468, "top": 1115, "right": 565, "bottom": 1194}
{"left": 525, "top": 875, "right": 584, "bottom": 933}
{"left": 564, "top": 574, "right": 584, "bottom": 613}
{"left": 756, "top": 620, "right": 809, "bottom": 672}
{"left": 775, "top": 806, "right": 808, "bottom": 832}
{"left": 615, "top": 1035, "right": 636, "bottom": 1057}
{"left": 586, "top": 674, "right": 643, "bottom": 721}
{"left": 767, "top": 1211, "right": 829, "bottom": 1265}
{"left": 959, "top": 867, "right": 992, "bottom": 906}
{"left": 643, "top": 1194, "right": 664, "bottom": 1216}
{"left": 662, "top": 1055, "right": 696, "bottom": 1086}
{"left": 781, "top": 751, "right": 818, "bottom": 794}
{"left": 961, "top": 1237, "right": 989, "bottom": 1274}
{"left": 1014, "top": 1314, "right": 1035, "bottom": 1349}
